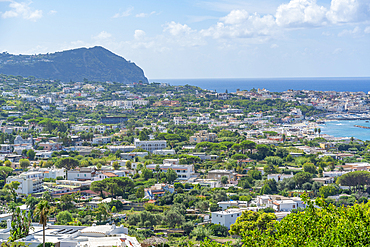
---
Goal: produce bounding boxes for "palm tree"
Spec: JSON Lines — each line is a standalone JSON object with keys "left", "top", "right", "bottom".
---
{"left": 34, "top": 200, "right": 51, "bottom": 247}
{"left": 318, "top": 128, "right": 321, "bottom": 137}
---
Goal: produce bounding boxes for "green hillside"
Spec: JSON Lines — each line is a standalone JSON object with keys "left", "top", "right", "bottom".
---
{"left": 0, "top": 46, "right": 148, "bottom": 83}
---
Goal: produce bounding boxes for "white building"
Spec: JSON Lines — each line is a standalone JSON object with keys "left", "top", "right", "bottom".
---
{"left": 40, "top": 168, "right": 65, "bottom": 179}
{"left": 6, "top": 171, "right": 44, "bottom": 195}
{"left": 0, "top": 223, "right": 141, "bottom": 247}
{"left": 146, "top": 163, "right": 195, "bottom": 180}
{"left": 152, "top": 149, "right": 176, "bottom": 155}
{"left": 271, "top": 200, "right": 299, "bottom": 212}
{"left": 67, "top": 167, "right": 96, "bottom": 181}
{"left": 35, "top": 151, "right": 53, "bottom": 159}
{"left": 267, "top": 173, "right": 294, "bottom": 182}
{"left": 211, "top": 209, "right": 243, "bottom": 229}
{"left": 92, "top": 136, "right": 112, "bottom": 145}
{"left": 134, "top": 139, "right": 167, "bottom": 153}
{"left": 0, "top": 144, "right": 12, "bottom": 153}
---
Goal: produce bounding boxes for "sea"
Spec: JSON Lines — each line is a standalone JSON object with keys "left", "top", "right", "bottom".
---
{"left": 150, "top": 77, "right": 370, "bottom": 140}
{"left": 320, "top": 120, "right": 370, "bottom": 141}
{"left": 150, "top": 77, "right": 370, "bottom": 93}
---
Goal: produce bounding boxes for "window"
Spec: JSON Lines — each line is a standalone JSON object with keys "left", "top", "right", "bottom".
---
{"left": 231, "top": 215, "right": 233, "bottom": 217}
{"left": 293, "top": 205, "right": 295, "bottom": 208}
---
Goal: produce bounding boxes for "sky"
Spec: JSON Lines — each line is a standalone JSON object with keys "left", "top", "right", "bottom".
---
{"left": 0, "top": 0, "right": 370, "bottom": 79}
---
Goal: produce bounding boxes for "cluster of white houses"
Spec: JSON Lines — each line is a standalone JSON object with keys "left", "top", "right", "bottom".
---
{"left": 211, "top": 195, "right": 306, "bottom": 229}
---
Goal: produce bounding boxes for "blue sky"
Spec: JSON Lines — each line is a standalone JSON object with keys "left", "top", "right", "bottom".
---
{"left": 1, "top": 0, "right": 370, "bottom": 79}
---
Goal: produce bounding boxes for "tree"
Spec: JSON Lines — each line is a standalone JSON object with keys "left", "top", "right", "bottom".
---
{"left": 265, "top": 156, "right": 283, "bottom": 166}
{"left": 4, "top": 160, "right": 12, "bottom": 167}
{"left": 166, "top": 168, "right": 177, "bottom": 184}
{"left": 229, "top": 210, "right": 276, "bottom": 236}
{"left": 191, "top": 226, "right": 213, "bottom": 241}
{"left": 112, "top": 161, "right": 120, "bottom": 170}
{"left": 303, "top": 163, "right": 317, "bottom": 174}
{"left": 164, "top": 209, "right": 185, "bottom": 227}
{"left": 4, "top": 181, "right": 20, "bottom": 203}
{"left": 19, "top": 159, "right": 30, "bottom": 170}
{"left": 55, "top": 157, "right": 79, "bottom": 170}
{"left": 239, "top": 195, "right": 252, "bottom": 206}
{"left": 26, "top": 149, "right": 36, "bottom": 160}
{"left": 96, "top": 203, "right": 110, "bottom": 222}
{"left": 319, "top": 184, "right": 339, "bottom": 198}
{"left": 195, "top": 201, "right": 209, "bottom": 213}
{"left": 263, "top": 164, "right": 279, "bottom": 175}
{"left": 293, "top": 172, "right": 312, "bottom": 188}
{"left": 221, "top": 176, "right": 228, "bottom": 185}
{"left": 56, "top": 211, "right": 73, "bottom": 224}
{"left": 241, "top": 140, "right": 256, "bottom": 154}
{"left": 136, "top": 186, "right": 144, "bottom": 199}
{"left": 210, "top": 224, "right": 229, "bottom": 237}
{"left": 141, "top": 168, "right": 153, "bottom": 180}
{"left": 25, "top": 195, "right": 40, "bottom": 218}
{"left": 260, "top": 184, "right": 272, "bottom": 194}
{"left": 247, "top": 169, "right": 261, "bottom": 180}
{"left": 336, "top": 171, "right": 370, "bottom": 192}
{"left": 9, "top": 207, "right": 32, "bottom": 241}
{"left": 181, "top": 221, "right": 194, "bottom": 235}
{"left": 96, "top": 163, "right": 102, "bottom": 170}
{"left": 60, "top": 194, "right": 74, "bottom": 210}
{"left": 155, "top": 164, "right": 161, "bottom": 183}
{"left": 34, "top": 200, "right": 52, "bottom": 247}
{"left": 222, "top": 195, "right": 370, "bottom": 247}
{"left": 126, "top": 160, "right": 132, "bottom": 170}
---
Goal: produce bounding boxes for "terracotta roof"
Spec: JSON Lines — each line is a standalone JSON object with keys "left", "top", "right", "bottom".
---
{"left": 102, "top": 172, "right": 118, "bottom": 177}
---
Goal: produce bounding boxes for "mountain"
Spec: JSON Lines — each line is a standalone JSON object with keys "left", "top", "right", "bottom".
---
{"left": 0, "top": 46, "right": 148, "bottom": 83}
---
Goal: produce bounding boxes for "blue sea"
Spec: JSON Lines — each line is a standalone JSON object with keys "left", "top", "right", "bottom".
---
{"left": 320, "top": 120, "right": 370, "bottom": 141}
{"left": 150, "top": 77, "right": 370, "bottom": 93}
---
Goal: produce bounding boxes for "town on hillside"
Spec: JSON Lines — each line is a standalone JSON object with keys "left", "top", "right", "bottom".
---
{"left": 1, "top": 74, "right": 370, "bottom": 246}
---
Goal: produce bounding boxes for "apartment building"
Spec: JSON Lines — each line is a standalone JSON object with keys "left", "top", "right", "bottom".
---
{"left": 6, "top": 171, "right": 44, "bottom": 195}
{"left": 146, "top": 163, "right": 195, "bottom": 180}
{"left": 211, "top": 209, "right": 243, "bottom": 229}
{"left": 134, "top": 139, "right": 167, "bottom": 153}
{"left": 189, "top": 130, "right": 217, "bottom": 143}
{"left": 67, "top": 167, "right": 96, "bottom": 181}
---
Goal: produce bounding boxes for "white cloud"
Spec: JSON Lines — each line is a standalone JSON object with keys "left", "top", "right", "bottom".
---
{"left": 275, "top": 0, "right": 327, "bottom": 27}
{"left": 333, "top": 48, "right": 343, "bottom": 54}
{"left": 134, "top": 30, "right": 146, "bottom": 40}
{"left": 93, "top": 31, "right": 112, "bottom": 40}
{"left": 326, "top": 0, "right": 370, "bottom": 23}
{"left": 221, "top": 9, "right": 249, "bottom": 24}
{"left": 365, "top": 26, "right": 370, "bottom": 33}
{"left": 2, "top": 1, "right": 42, "bottom": 21}
{"left": 48, "top": 10, "right": 57, "bottom": 15}
{"left": 201, "top": 11, "right": 277, "bottom": 40}
{"left": 135, "top": 11, "right": 156, "bottom": 18}
{"left": 164, "top": 21, "right": 194, "bottom": 36}
{"left": 163, "top": 22, "right": 206, "bottom": 47}
{"left": 112, "top": 7, "right": 133, "bottom": 18}
{"left": 270, "top": 44, "right": 279, "bottom": 48}
{"left": 338, "top": 26, "right": 361, "bottom": 36}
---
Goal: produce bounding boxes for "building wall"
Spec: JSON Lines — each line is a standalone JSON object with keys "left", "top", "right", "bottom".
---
{"left": 211, "top": 211, "right": 242, "bottom": 229}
